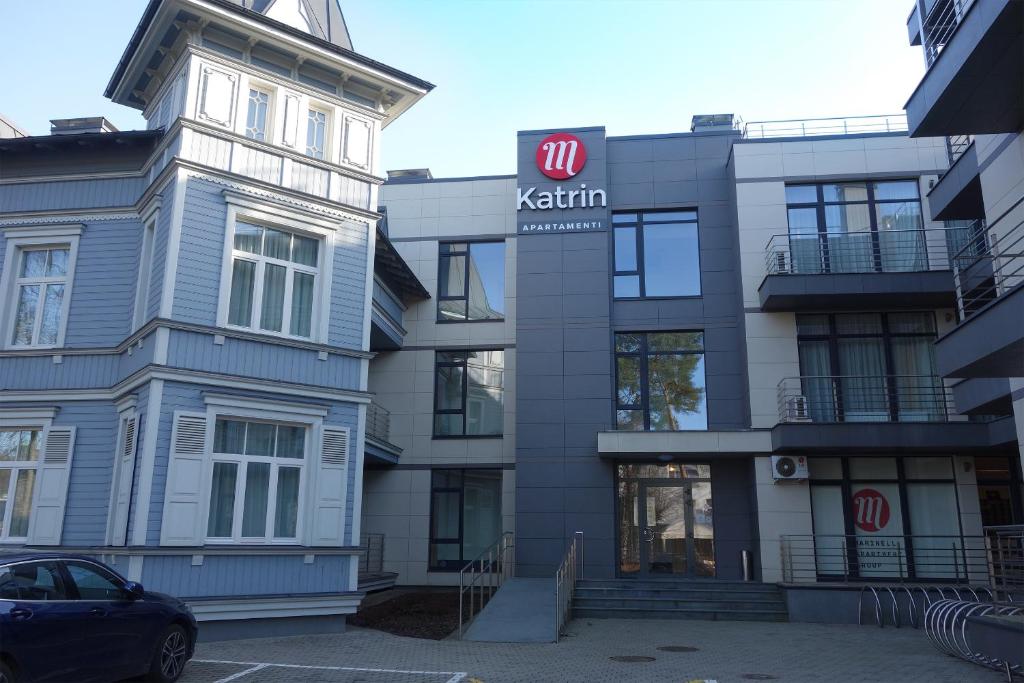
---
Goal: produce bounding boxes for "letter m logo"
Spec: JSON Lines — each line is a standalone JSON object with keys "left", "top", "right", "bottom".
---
{"left": 536, "top": 132, "right": 587, "bottom": 180}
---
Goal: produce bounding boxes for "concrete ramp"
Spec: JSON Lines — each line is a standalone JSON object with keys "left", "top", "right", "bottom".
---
{"left": 462, "top": 577, "right": 555, "bottom": 643}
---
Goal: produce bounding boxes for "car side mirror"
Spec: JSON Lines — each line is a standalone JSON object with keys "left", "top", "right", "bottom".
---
{"left": 124, "top": 581, "right": 145, "bottom": 599}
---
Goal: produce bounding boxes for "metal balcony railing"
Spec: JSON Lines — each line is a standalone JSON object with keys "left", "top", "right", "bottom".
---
{"left": 952, "top": 210, "right": 1024, "bottom": 321}
{"left": 946, "top": 134, "right": 974, "bottom": 165}
{"left": 921, "top": 0, "right": 977, "bottom": 67}
{"left": 743, "top": 114, "right": 907, "bottom": 139}
{"left": 764, "top": 227, "right": 973, "bottom": 276}
{"left": 780, "top": 534, "right": 990, "bottom": 583}
{"left": 366, "top": 401, "right": 392, "bottom": 444}
{"left": 777, "top": 375, "right": 956, "bottom": 424}
{"left": 358, "top": 533, "right": 385, "bottom": 575}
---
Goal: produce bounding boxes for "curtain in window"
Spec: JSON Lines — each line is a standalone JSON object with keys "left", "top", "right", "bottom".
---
{"left": 787, "top": 208, "right": 821, "bottom": 274}
{"left": 260, "top": 264, "right": 286, "bottom": 332}
{"left": 891, "top": 337, "right": 943, "bottom": 421}
{"left": 825, "top": 204, "right": 873, "bottom": 273}
{"left": 290, "top": 272, "right": 314, "bottom": 337}
{"left": 207, "top": 462, "right": 237, "bottom": 537}
{"left": 877, "top": 202, "right": 926, "bottom": 272}
{"left": 798, "top": 341, "right": 836, "bottom": 422}
{"left": 274, "top": 467, "right": 300, "bottom": 538}
{"left": 228, "top": 260, "right": 256, "bottom": 327}
{"left": 907, "top": 483, "right": 961, "bottom": 579}
{"left": 241, "top": 462, "right": 270, "bottom": 537}
{"left": 837, "top": 339, "right": 888, "bottom": 421}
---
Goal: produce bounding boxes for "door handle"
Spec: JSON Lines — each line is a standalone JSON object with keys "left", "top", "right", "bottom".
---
{"left": 641, "top": 527, "right": 655, "bottom": 543}
{"left": 10, "top": 607, "right": 33, "bottom": 621}
{"left": 90, "top": 607, "right": 108, "bottom": 617}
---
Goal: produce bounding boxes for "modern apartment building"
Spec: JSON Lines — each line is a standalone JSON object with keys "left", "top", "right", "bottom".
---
{"left": 0, "top": 0, "right": 431, "bottom": 638}
{"left": 371, "top": 114, "right": 1022, "bottom": 616}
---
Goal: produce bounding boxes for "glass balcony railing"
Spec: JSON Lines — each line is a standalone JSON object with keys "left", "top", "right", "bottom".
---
{"left": 765, "top": 227, "right": 975, "bottom": 276}
{"left": 777, "top": 375, "right": 956, "bottom": 424}
{"left": 366, "top": 401, "right": 392, "bottom": 444}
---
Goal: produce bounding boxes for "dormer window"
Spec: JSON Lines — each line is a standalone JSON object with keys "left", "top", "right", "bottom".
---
{"left": 245, "top": 87, "right": 271, "bottom": 142}
{"left": 306, "top": 108, "right": 328, "bottom": 160}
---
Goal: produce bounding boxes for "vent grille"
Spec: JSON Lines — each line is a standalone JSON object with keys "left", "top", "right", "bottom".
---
{"left": 322, "top": 429, "right": 349, "bottom": 466}
{"left": 122, "top": 417, "right": 137, "bottom": 461}
{"left": 43, "top": 428, "right": 74, "bottom": 464}
{"left": 173, "top": 415, "right": 207, "bottom": 456}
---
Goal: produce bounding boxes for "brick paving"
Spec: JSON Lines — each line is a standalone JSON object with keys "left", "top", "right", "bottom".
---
{"left": 183, "top": 618, "right": 999, "bottom": 683}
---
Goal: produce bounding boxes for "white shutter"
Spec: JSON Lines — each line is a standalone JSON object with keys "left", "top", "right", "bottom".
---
{"left": 309, "top": 425, "right": 349, "bottom": 546}
{"left": 111, "top": 414, "right": 139, "bottom": 546}
{"left": 159, "top": 411, "right": 208, "bottom": 546}
{"left": 26, "top": 426, "right": 76, "bottom": 546}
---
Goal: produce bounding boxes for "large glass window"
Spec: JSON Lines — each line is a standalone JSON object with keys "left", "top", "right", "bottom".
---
{"left": 429, "top": 469, "right": 502, "bottom": 570}
{"left": 226, "top": 221, "right": 319, "bottom": 339}
{"left": 245, "top": 88, "right": 271, "bottom": 141}
{"left": 437, "top": 242, "right": 505, "bottom": 321}
{"left": 206, "top": 418, "right": 306, "bottom": 542}
{"left": 434, "top": 350, "right": 504, "bottom": 437}
{"left": 784, "top": 180, "right": 925, "bottom": 274}
{"left": 796, "top": 312, "right": 943, "bottom": 422}
{"left": 613, "top": 210, "right": 700, "bottom": 298}
{"left": 615, "top": 332, "right": 707, "bottom": 431}
{"left": 0, "top": 429, "right": 40, "bottom": 540}
{"left": 11, "top": 246, "right": 70, "bottom": 347}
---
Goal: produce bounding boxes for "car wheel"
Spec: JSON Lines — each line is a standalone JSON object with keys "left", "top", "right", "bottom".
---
{"left": 146, "top": 624, "right": 189, "bottom": 682}
{"left": 0, "top": 661, "right": 15, "bottom": 683}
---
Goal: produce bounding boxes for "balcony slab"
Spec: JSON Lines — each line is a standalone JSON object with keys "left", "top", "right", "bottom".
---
{"left": 758, "top": 271, "right": 955, "bottom": 311}
{"left": 927, "top": 142, "right": 984, "bottom": 220}
{"left": 936, "top": 284, "right": 1024, "bottom": 378}
{"left": 771, "top": 421, "right": 996, "bottom": 454}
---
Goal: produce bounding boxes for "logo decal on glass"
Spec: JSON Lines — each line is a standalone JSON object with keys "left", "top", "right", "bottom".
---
{"left": 536, "top": 132, "right": 587, "bottom": 180}
{"left": 852, "top": 488, "right": 890, "bottom": 532}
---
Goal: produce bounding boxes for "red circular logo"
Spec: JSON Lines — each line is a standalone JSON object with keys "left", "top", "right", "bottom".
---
{"left": 536, "top": 132, "right": 587, "bottom": 180}
{"left": 852, "top": 488, "right": 890, "bottom": 532}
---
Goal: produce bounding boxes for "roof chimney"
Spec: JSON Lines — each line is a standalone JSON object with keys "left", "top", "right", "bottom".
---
{"left": 49, "top": 117, "right": 119, "bottom": 135}
{"left": 690, "top": 114, "right": 738, "bottom": 133}
{"left": 387, "top": 168, "right": 433, "bottom": 181}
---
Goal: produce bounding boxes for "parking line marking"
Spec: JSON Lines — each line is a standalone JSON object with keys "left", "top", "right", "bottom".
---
{"left": 212, "top": 663, "right": 270, "bottom": 683}
{"left": 195, "top": 658, "right": 467, "bottom": 680}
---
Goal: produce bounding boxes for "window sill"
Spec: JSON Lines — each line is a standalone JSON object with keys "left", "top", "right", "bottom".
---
{"left": 220, "top": 323, "right": 320, "bottom": 346}
{"left": 435, "top": 319, "right": 506, "bottom": 325}
{"left": 431, "top": 435, "right": 504, "bottom": 440}
{"left": 612, "top": 295, "right": 703, "bottom": 302}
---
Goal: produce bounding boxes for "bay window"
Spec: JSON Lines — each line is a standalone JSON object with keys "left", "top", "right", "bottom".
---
{"left": 206, "top": 418, "right": 306, "bottom": 542}
{"left": 225, "top": 221, "right": 319, "bottom": 339}
{"left": 0, "top": 429, "right": 40, "bottom": 540}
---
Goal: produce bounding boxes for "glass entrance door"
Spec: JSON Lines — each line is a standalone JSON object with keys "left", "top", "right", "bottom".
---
{"left": 617, "top": 464, "right": 715, "bottom": 578}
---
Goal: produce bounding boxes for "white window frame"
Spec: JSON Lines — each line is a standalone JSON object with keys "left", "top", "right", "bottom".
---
{"left": 305, "top": 105, "right": 330, "bottom": 160}
{"left": 199, "top": 396, "right": 327, "bottom": 546}
{"left": 0, "top": 410, "right": 54, "bottom": 544}
{"left": 132, "top": 215, "right": 158, "bottom": 331}
{"left": 243, "top": 82, "right": 274, "bottom": 143}
{"left": 0, "top": 227, "right": 81, "bottom": 351}
{"left": 216, "top": 197, "right": 337, "bottom": 343}
{"left": 105, "top": 396, "right": 139, "bottom": 546}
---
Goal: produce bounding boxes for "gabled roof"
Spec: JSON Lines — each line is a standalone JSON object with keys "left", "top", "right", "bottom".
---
{"left": 237, "top": 0, "right": 354, "bottom": 51}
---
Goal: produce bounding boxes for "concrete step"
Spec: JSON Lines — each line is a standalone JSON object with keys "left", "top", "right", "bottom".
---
{"left": 574, "top": 586, "right": 785, "bottom": 601}
{"left": 574, "top": 596, "right": 785, "bottom": 611}
{"left": 575, "top": 579, "right": 781, "bottom": 593}
{"left": 573, "top": 606, "right": 789, "bottom": 622}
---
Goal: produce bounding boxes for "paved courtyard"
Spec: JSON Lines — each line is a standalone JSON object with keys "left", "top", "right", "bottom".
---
{"left": 180, "top": 618, "right": 1000, "bottom": 683}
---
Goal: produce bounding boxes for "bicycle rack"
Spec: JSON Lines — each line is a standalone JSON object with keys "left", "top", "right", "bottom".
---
{"left": 858, "top": 585, "right": 883, "bottom": 627}
{"left": 924, "top": 598, "right": 1024, "bottom": 680}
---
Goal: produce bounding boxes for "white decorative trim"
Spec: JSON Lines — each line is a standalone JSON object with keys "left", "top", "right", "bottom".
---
{"left": 0, "top": 408, "right": 58, "bottom": 422}
{"left": 0, "top": 172, "right": 144, "bottom": 185}
{"left": 114, "top": 394, "right": 139, "bottom": 412}
{"left": 139, "top": 196, "right": 163, "bottom": 223}
{"left": 0, "top": 224, "right": 84, "bottom": 237}
{"left": 0, "top": 214, "right": 135, "bottom": 227}
{"left": 204, "top": 393, "right": 329, "bottom": 418}
{"left": 159, "top": 167, "right": 189, "bottom": 317}
{"left": 187, "top": 594, "right": 362, "bottom": 621}
{"left": 222, "top": 189, "right": 364, "bottom": 230}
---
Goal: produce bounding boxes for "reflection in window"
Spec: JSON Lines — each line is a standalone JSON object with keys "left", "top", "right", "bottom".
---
{"left": 615, "top": 332, "right": 706, "bottom": 431}
{"left": 613, "top": 211, "right": 700, "bottom": 298}
{"left": 429, "top": 469, "right": 502, "bottom": 570}
{"left": 0, "top": 429, "right": 40, "bottom": 540}
{"left": 245, "top": 88, "right": 270, "bottom": 141}
{"left": 434, "top": 350, "right": 504, "bottom": 436}
{"left": 438, "top": 242, "right": 505, "bottom": 321}
{"left": 12, "top": 247, "right": 70, "bottom": 347}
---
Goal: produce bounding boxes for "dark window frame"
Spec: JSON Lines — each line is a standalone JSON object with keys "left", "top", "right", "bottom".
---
{"left": 784, "top": 179, "right": 925, "bottom": 273}
{"left": 432, "top": 349, "right": 504, "bottom": 439}
{"left": 614, "top": 331, "right": 707, "bottom": 431}
{"left": 612, "top": 209, "right": 701, "bottom": 299}
{"left": 427, "top": 468, "right": 503, "bottom": 572}
{"left": 795, "top": 312, "right": 940, "bottom": 422}
{"left": 436, "top": 240, "right": 506, "bottom": 323}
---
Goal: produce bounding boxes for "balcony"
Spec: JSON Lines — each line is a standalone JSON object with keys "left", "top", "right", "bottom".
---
{"left": 759, "top": 227, "right": 965, "bottom": 311}
{"left": 938, "top": 213, "right": 1024, "bottom": 378}
{"left": 364, "top": 401, "right": 402, "bottom": 465}
{"left": 905, "top": 0, "right": 1023, "bottom": 137}
{"left": 772, "top": 374, "right": 996, "bottom": 453}
{"left": 927, "top": 137, "right": 984, "bottom": 221}
{"left": 370, "top": 278, "right": 407, "bottom": 351}
{"left": 743, "top": 114, "right": 907, "bottom": 140}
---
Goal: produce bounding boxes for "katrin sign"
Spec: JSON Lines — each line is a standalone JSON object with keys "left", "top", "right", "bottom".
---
{"left": 517, "top": 132, "right": 607, "bottom": 234}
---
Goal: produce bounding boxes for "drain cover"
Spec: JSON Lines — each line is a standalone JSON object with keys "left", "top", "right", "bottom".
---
{"left": 609, "top": 656, "right": 656, "bottom": 663}
{"left": 657, "top": 646, "right": 700, "bottom": 653}
{"left": 741, "top": 675, "right": 777, "bottom": 681}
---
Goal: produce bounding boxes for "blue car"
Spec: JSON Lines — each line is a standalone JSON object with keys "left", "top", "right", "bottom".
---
{"left": 0, "top": 553, "right": 197, "bottom": 682}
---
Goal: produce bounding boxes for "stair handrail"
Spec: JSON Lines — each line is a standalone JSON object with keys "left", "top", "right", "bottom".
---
{"left": 458, "top": 531, "right": 514, "bottom": 639}
{"left": 554, "top": 530, "right": 583, "bottom": 642}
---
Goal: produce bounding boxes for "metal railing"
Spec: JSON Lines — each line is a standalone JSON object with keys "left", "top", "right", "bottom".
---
{"left": 366, "top": 401, "right": 391, "bottom": 444}
{"left": 922, "top": 0, "right": 977, "bottom": 67}
{"left": 743, "top": 114, "right": 907, "bottom": 139}
{"left": 554, "top": 531, "right": 583, "bottom": 642}
{"left": 780, "top": 534, "right": 990, "bottom": 583}
{"left": 946, "top": 134, "right": 974, "bottom": 166}
{"left": 457, "top": 531, "right": 514, "bottom": 639}
{"left": 765, "top": 227, "right": 971, "bottom": 276}
{"left": 358, "top": 533, "right": 385, "bottom": 575}
{"left": 952, "top": 211, "right": 1024, "bottom": 321}
{"left": 777, "top": 375, "right": 956, "bottom": 424}
{"left": 987, "top": 525, "right": 1024, "bottom": 603}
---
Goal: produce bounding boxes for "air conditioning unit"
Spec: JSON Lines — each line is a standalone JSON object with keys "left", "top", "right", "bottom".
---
{"left": 773, "top": 250, "right": 789, "bottom": 274}
{"left": 785, "top": 395, "right": 811, "bottom": 423}
{"left": 772, "top": 455, "right": 809, "bottom": 482}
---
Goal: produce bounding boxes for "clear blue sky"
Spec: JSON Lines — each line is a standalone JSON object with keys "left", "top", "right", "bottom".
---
{"left": 2, "top": 0, "right": 926, "bottom": 177}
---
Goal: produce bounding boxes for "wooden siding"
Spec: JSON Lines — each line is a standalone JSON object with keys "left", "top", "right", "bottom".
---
{"left": 140, "top": 553, "right": 351, "bottom": 598}
{"left": 328, "top": 218, "right": 370, "bottom": 349}
{"left": 0, "top": 354, "right": 120, "bottom": 391}
{"left": 64, "top": 218, "right": 141, "bottom": 347}
{"left": 0, "top": 178, "right": 147, "bottom": 212}
{"left": 173, "top": 177, "right": 225, "bottom": 326}
{"left": 165, "top": 329, "right": 362, "bottom": 391}
{"left": 55, "top": 401, "right": 119, "bottom": 546}
{"left": 146, "top": 179, "right": 175, "bottom": 322}
{"left": 326, "top": 402, "right": 360, "bottom": 546}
